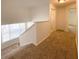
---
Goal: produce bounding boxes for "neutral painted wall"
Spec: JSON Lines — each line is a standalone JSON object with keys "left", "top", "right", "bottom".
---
{"left": 64, "top": 3, "right": 77, "bottom": 33}
{"left": 49, "top": 4, "right": 56, "bottom": 32}
{"left": 56, "top": 7, "right": 68, "bottom": 31}
{"left": 19, "top": 24, "right": 37, "bottom": 46}
{"left": 31, "top": 5, "right": 49, "bottom": 21}
{"left": 1, "top": 0, "right": 49, "bottom": 25}
{"left": 1, "top": 0, "right": 32, "bottom": 25}
{"left": 19, "top": 21, "right": 51, "bottom": 46}
{"left": 35, "top": 21, "right": 51, "bottom": 45}
{"left": 66, "top": 3, "right": 77, "bottom": 26}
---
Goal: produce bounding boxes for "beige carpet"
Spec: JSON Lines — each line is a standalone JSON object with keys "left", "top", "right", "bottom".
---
{"left": 23, "top": 30, "right": 77, "bottom": 59}
{"left": 37, "top": 30, "right": 77, "bottom": 59}
{"left": 4, "top": 30, "right": 77, "bottom": 59}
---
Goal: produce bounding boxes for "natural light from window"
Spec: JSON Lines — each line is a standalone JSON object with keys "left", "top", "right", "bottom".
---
{"left": 1, "top": 23, "right": 26, "bottom": 43}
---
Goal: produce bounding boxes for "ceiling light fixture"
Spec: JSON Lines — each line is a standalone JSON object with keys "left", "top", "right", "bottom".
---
{"left": 58, "top": 0, "right": 65, "bottom": 3}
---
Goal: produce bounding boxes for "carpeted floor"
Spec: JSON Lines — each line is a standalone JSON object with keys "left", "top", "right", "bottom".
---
{"left": 23, "top": 30, "right": 77, "bottom": 59}
{"left": 36, "top": 30, "right": 77, "bottom": 59}
{"left": 4, "top": 30, "right": 77, "bottom": 59}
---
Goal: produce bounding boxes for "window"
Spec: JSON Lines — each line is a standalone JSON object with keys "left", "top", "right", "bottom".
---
{"left": 1, "top": 23, "right": 26, "bottom": 43}
{"left": 1, "top": 25, "right": 9, "bottom": 42}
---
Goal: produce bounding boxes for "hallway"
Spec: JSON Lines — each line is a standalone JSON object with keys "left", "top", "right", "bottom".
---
{"left": 1, "top": 0, "right": 77, "bottom": 59}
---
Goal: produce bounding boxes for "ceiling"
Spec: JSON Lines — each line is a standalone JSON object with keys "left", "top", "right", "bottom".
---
{"left": 51, "top": 0, "right": 76, "bottom": 7}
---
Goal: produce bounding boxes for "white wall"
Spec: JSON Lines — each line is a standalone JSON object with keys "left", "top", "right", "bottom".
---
{"left": 65, "top": 3, "right": 77, "bottom": 32}
{"left": 67, "top": 3, "right": 77, "bottom": 26}
{"left": 31, "top": 5, "right": 49, "bottom": 21}
{"left": 19, "top": 24, "right": 37, "bottom": 46}
{"left": 35, "top": 21, "right": 51, "bottom": 45}
{"left": 56, "top": 7, "right": 68, "bottom": 31}
{"left": 49, "top": 4, "right": 56, "bottom": 32}
{"left": 19, "top": 21, "right": 51, "bottom": 46}
{"left": 1, "top": 0, "right": 32, "bottom": 25}
{"left": 1, "top": 0, "right": 49, "bottom": 25}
